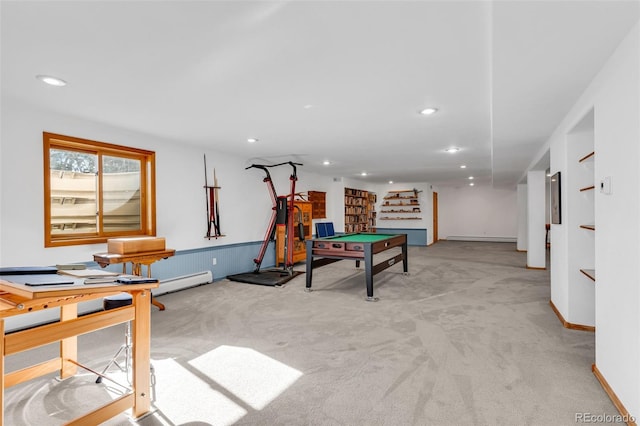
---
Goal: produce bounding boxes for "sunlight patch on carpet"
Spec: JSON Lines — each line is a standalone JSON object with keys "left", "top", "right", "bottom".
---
{"left": 151, "top": 358, "right": 247, "bottom": 425}
{"left": 189, "top": 345, "right": 303, "bottom": 410}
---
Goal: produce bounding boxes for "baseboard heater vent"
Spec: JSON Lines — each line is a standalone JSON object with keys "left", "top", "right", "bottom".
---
{"left": 154, "top": 271, "right": 213, "bottom": 296}
{"left": 445, "top": 236, "right": 516, "bottom": 243}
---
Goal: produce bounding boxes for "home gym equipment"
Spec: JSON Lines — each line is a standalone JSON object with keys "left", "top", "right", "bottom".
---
{"left": 227, "top": 161, "right": 304, "bottom": 286}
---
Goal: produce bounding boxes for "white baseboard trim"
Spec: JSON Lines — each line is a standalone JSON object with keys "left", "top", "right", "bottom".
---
{"left": 444, "top": 236, "right": 517, "bottom": 243}
{"left": 153, "top": 271, "right": 213, "bottom": 296}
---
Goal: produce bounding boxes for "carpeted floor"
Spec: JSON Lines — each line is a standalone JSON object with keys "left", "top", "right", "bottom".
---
{"left": 4, "top": 241, "right": 616, "bottom": 425}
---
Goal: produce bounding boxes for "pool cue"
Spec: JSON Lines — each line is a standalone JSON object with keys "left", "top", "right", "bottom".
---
{"left": 214, "top": 168, "right": 221, "bottom": 236}
{"left": 204, "top": 154, "right": 212, "bottom": 239}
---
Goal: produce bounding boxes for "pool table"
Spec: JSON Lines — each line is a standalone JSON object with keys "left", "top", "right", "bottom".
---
{"left": 304, "top": 233, "right": 408, "bottom": 301}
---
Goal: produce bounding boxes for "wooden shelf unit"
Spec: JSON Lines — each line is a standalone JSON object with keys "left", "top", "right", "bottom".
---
{"left": 344, "top": 188, "right": 375, "bottom": 233}
{"left": 276, "top": 200, "right": 313, "bottom": 265}
{"left": 308, "top": 191, "right": 326, "bottom": 219}
{"left": 367, "top": 192, "right": 377, "bottom": 230}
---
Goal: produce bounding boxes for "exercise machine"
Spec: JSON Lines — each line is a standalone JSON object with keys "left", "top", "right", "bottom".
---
{"left": 227, "top": 161, "right": 304, "bottom": 286}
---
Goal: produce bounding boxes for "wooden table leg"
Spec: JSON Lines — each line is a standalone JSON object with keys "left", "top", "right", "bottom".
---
{"left": 145, "top": 263, "right": 166, "bottom": 311}
{"left": 60, "top": 304, "right": 78, "bottom": 378}
{"left": 131, "top": 290, "right": 152, "bottom": 418}
{"left": 1, "top": 319, "right": 5, "bottom": 426}
{"left": 151, "top": 299, "right": 165, "bottom": 311}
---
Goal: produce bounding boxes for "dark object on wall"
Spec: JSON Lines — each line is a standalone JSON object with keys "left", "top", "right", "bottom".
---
{"left": 550, "top": 171, "right": 561, "bottom": 224}
{"left": 204, "top": 155, "right": 223, "bottom": 239}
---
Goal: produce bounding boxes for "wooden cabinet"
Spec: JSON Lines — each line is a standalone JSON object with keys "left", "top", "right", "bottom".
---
{"left": 344, "top": 188, "right": 375, "bottom": 233}
{"left": 380, "top": 189, "right": 422, "bottom": 220}
{"left": 276, "top": 200, "right": 312, "bottom": 265}
{"left": 308, "top": 191, "right": 326, "bottom": 219}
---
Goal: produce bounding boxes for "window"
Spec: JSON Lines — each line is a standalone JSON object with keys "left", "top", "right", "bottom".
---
{"left": 44, "top": 132, "right": 156, "bottom": 247}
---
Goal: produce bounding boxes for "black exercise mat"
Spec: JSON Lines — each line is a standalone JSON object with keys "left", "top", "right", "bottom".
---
{"left": 227, "top": 270, "right": 303, "bottom": 287}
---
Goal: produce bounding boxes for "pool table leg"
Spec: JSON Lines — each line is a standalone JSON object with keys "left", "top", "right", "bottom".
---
{"left": 305, "top": 240, "right": 313, "bottom": 292}
{"left": 402, "top": 240, "right": 409, "bottom": 275}
{"left": 364, "top": 244, "right": 378, "bottom": 302}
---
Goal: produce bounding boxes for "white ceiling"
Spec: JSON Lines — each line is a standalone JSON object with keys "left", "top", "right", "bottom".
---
{"left": 2, "top": 1, "right": 638, "bottom": 188}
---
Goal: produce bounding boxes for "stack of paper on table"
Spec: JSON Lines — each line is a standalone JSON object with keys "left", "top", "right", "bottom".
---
{"left": 58, "top": 268, "right": 121, "bottom": 284}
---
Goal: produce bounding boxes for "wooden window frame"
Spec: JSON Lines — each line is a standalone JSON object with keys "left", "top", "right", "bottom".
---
{"left": 43, "top": 132, "right": 156, "bottom": 247}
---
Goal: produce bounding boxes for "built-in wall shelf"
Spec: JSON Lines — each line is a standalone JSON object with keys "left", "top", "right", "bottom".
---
{"left": 580, "top": 268, "right": 596, "bottom": 282}
{"left": 558, "top": 110, "right": 595, "bottom": 330}
{"left": 380, "top": 189, "right": 422, "bottom": 221}
{"left": 579, "top": 151, "right": 595, "bottom": 163}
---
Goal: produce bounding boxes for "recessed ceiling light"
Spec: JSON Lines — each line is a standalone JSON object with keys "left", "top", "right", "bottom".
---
{"left": 468, "top": 176, "right": 474, "bottom": 180}
{"left": 445, "top": 147, "right": 460, "bottom": 153}
{"left": 323, "top": 160, "right": 331, "bottom": 166}
{"left": 361, "top": 172, "right": 367, "bottom": 176}
{"left": 36, "top": 74, "right": 67, "bottom": 87}
{"left": 304, "top": 104, "right": 313, "bottom": 109}
{"left": 389, "top": 180, "right": 394, "bottom": 184}
{"left": 247, "top": 138, "right": 258, "bottom": 143}
{"left": 460, "top": 165, "right": 467, "bottom": 169}
{"left": 469, "top": 183, "right": 475, "bottom": 186}
{"left": 420, "top": 107, "right": 438, "bottom": 115}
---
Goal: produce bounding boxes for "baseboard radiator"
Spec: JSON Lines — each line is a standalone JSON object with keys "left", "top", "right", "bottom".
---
{"left": 153, "top": 271, "right": 213, "bottom": 296}
{"left": 445, "top": 236, "right": 516, "bottom": 243}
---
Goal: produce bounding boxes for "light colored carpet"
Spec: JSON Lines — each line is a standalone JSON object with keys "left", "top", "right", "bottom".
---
{"left": 4, "top": 241, "right": 616, "bottom": 425}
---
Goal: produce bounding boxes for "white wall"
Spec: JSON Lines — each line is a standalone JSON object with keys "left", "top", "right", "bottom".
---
{"left": 547, "top": 22, "right": 640, "bottom": 419}
{"left": 516, "top": 183, "right": 528, "bottom": 251}
{"left": 526, "top": 171, "right": 546, "bottom": 268}
{"left": 437, "top": 183, "right": 517, "bottom": 242}
{"left": 0, "top": 98, "right": 335, "bottom": 266}
{"left": 593, "top": 23, "right": 640, "bottom": 418}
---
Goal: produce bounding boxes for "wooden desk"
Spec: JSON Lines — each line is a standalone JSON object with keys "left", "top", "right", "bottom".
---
{"left": 93, "top": 249, "right": 175, "bottom": 311}
{"left": 0, "top": 278, "right": 158, "bottom": 425}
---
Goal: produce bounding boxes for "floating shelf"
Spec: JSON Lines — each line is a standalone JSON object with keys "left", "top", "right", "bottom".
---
{"left": 381, "top": 209, "right": 421, "bottom": 213}
{"left": 379, "top": 217, "right": 421, "bottom": 220}
{"left": 580, "top": 269, "right": 596, "bottom": 282}
{"left": 580, "top": 224, "right": 595, "bottom": 231}
{"left": 579, "top": 151, "right": 595, "bottom": 163}
{"left": 579, "top": 185, "right": 595, "bottom": 192}
{"left": 384, "top": 196, "right": 418, "bottom": 200}
{"left": 382, "top": 202, "right": 419, "bottom": 206}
